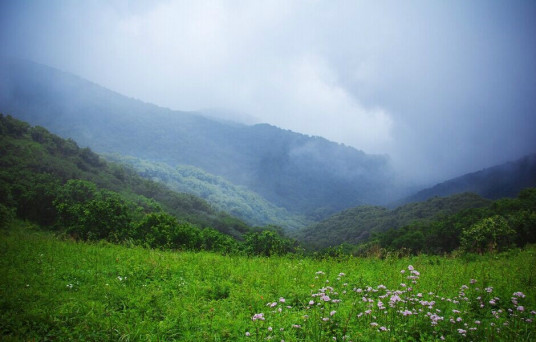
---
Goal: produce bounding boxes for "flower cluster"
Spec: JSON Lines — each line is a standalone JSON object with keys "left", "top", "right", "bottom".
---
{"left": 245, "top": 265, "right": 536, "bottom": 341}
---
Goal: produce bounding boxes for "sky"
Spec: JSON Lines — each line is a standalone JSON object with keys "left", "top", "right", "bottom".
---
{"left": 1, "top": 0, "right": 535, "bottom": 184}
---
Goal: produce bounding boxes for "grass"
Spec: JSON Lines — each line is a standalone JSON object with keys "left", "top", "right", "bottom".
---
{"left": 1, "top": 222, "right": 535, "bottom": 341}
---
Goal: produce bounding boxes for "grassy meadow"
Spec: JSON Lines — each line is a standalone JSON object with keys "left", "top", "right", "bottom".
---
{"left": 1, "top": 222, "right": 535, "bottom": 341}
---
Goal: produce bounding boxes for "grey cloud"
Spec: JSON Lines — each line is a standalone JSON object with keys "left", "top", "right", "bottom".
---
{"left": 1, "top": 0, "right": 535, "bottom": 185}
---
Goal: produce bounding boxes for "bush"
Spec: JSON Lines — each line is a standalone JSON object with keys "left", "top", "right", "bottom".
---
{"left": 460, "top": 215, "right": 515, "bottom": 253}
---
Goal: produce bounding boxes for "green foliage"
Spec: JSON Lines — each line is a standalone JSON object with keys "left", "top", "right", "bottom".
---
{"left": 244, "top": 230, "right": 297, "bottom": 256}
{"left": 0, "top": 203, "right": 15, "bottom": 228}
{"left": 296, "top": 193, "right": 491, "bottom": 249}
{"left": 134, "top": 213, "right": 201, "bottom": 250}
{"left": 54, "top": 180, "right": 132, "bottom": 241}
{"left": 461, "top": 215, "right": 516, "bottom": 253}
{"left": 0, "top": 115, "right": 309, "bottom": 256}
{"left": 359, "top": 188, "right": 536, "bottom": 255}
{"left": 0, "top": 114, "right": 251, "bottom": 241}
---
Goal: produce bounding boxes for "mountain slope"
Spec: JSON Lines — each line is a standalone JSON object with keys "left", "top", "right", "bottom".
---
{"left": 294, "top": 192, "right": 491, "bottom": 248}
{"left": 0, "top": 58, "right": 395, "bottom": 218}
{"left": 104, "top": 154, "right": 310, "bottom": 229}
{"left": 0, "top": 114, "right": 250, "bottom": 237}
{"left": 400, "top": 154, "right": 536, "bottom": 204}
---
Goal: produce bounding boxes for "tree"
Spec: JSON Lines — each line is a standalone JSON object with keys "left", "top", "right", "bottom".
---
{"left": 460, "top": 215, "right": 515, "bottom": 253}
{"left": 54, "top": 180, "right": 132, "bottom": 241}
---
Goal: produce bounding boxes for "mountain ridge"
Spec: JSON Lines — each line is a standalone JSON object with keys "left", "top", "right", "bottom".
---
{"left": 0, "top": 57, "right": 397, "bottom": 218}
{"left": 397, "top": 154, "right": 536, "bottom": 205}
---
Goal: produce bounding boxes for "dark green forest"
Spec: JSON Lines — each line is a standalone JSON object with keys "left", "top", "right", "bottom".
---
{"left": 1, "top": 114, "right": 535, "bottom": 258}
{"left": 294, "top": 193, "right": 491, "bottom": 248}
{"left": 361, "top": 188, "right": 536, "bottom": 255}
{"left": 0, "top": 114, "right": 296, "bottom": 256}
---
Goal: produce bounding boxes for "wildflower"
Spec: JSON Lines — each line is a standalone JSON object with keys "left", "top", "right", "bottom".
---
{"left": 292, "top": 324, "right": 301, "bottom": 329}
{"left": 252, "top": 313, "right": 265, "bottom": 321}
{"left": 316, "top": 271, "right": 325, "bottom": 275}
{"left": 485, "top": 287, "right": 493, "bottom": 293}
{"left": 457, "top": 329, "right": 467, "bottom": 334}
{"left": 470, "top": 279, "right": 477, "bottom": 284}
{"left": 245, "top": 332, "right": 250, "bottom": 337}
{"left": 323, "top": 317, "right": 330, "bottom": 322}
{"left": 309, "top": 300, "right": 314, "bottom": 305}
{"left": 400, "top": 270, "right": 406, "bottom": 274}
{"left": 379, "top": 326, "right": 388, "bottom": 331}
{"left": 279, "top": 297, "right": 285, "bottom": 303}
{"left": 513, "top": 291, "right": 525, "bottom": 298}
{"left": 370, "top": 322, "right": 379, "bottom": 327}
{"left": 330, "top": 310, "right": 336, "bottom": 316}
{"left": 475, "top": 320, "right": 481, "bottom": 324}
{"left": 339, "top": 272, "right": 346, "bottom": 277}
{"left": 268, "top": 327, "right": 273, "bottom": 331}
{"left": 517, "top": 306, "right": 525, "bottom": 312}
{"left": 408, "top": 265, "right": 414, "bottom": 271}
{"left": 269, "top": 302, "right": 277, "bottom": 308}
{"left": 489, "top": 299, "right": 496, "bottom": 305}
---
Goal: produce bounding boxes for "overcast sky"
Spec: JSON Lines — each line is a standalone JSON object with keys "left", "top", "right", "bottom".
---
{"left": 1, "top": 0, "right": 535, "bottom": 183}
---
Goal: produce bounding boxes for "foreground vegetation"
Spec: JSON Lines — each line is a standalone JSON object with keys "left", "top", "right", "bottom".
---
{"left": 1, "top": 222, "right": 535, "bottom": 341}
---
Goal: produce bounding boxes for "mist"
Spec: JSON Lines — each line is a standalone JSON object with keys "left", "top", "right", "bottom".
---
{"left": 1, "top": 0, "right": 535, "bottom": 184}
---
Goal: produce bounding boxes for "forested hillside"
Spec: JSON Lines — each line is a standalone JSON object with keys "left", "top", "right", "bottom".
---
{"left": 0, "top": 114, "right": 250, "bottom": 239}
{"left": 0, "top": 58, "right": 397, "bottom": 218}
{"left": 362, "top": 188, "right": 536, "bottom": 255}
{"left": 399, "top": 154, "right": 536, "bottom": 204}
{"left": 295, "top": 193, "right": 491, "bottom": 248}
{"left": 105, "top": 154, "right": 310, "bottom": 229}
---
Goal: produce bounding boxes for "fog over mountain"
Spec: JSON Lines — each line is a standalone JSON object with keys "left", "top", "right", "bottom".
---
{"left": 1, "top": 1, "right": 535, "bottom": 184}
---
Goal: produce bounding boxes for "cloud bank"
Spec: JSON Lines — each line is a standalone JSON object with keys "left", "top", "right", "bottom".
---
{"left": 1, "top": 0, "right": 535, "bottom": 183}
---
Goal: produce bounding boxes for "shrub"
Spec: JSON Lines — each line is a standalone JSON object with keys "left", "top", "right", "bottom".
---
{"left": 460, "top": 215, "right": 515, "bottom": 253}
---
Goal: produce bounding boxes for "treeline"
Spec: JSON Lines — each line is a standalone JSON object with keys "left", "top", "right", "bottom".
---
{"left": 355, "top": 188, "right": 536, "bottom": 255}
{"left": 0, "top": 114, "right": 296, "bottom": 256}
{"left": 295, "top": 193, "right": 491, "bottom": 249}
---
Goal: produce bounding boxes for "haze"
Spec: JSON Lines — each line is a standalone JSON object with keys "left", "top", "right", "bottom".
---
{"left": 1, "top": 0, "right": 535, "bottom": 184}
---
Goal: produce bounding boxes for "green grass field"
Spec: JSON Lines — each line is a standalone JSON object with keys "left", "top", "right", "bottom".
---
{"left": 1, "top": 222, "right": 535, "bottom": 341}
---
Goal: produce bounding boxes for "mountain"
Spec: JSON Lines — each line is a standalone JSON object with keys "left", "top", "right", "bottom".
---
{"left": 294, "top": 192, "right": 491, "bottom": 249}
{"left": 0, "top": 58, "right": 396, "bottom": 219}
{"left": 104, "top": 153, "right": 310, "bottom": 229}
{"left": 399, "top": 154, "right": 536, "bottom": 204}
{"left": 0, "top": 114, "right": 250, "bottom": 238}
